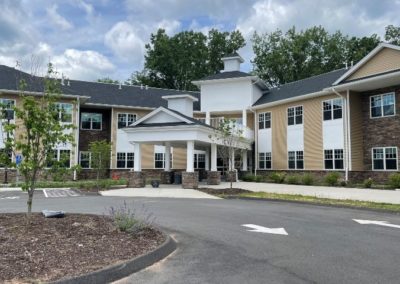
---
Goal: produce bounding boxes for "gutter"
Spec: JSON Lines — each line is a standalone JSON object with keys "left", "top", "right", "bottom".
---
{"left": 0, "top": 89, "right": 90, "bottom": 101}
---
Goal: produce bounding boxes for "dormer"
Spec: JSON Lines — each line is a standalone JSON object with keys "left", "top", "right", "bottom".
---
{"left": 221, "top": 52, "right": 244, "bottom": 72}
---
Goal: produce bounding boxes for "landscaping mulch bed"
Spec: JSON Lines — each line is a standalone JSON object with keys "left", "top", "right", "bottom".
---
{"left": 0, "top": 213, "right": 165, "bottom": 283}
{"left": 197, "top": 187, "right": 252, "bottom": 195}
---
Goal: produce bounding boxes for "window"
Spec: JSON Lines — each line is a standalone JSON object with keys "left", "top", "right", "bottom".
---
{"left": 258, "top": 152, "right": 271, "bottom": 169}
{"left": 80, "top": 151, "right": 91, "bottom": 168}
{"left": 194, "top": 153, "right": 206, "bottom": 169}
{"left": 81, "top": 113, "right": 102, "bottom": 130}
{"left": 288, "top": 151, "right": 304, "bottom": 169}
{"left": 154, "top": 153, "right": 165, "bottom": 169}
{"left": 117, "top": 152, "right": 134, "bottom": 168}
{"left": 47, "top": 149, "right": 71, "bottom": 168}
{"left": 288, "top": 106, "right": 303, "bottom": 126}
{"left": 258, "top": 112, "right": 271, "bottom": 129}
{"left": 118, "top": 113, "right": 137, "bottom": 129}
{"left": 0, "top": 149, "right": 12, "bottom": 167}
{"left": 55, "top": 103, "right": 73, "bottom": 123}
{"left": 323, "top": 99, "right": 342, "bottom": 121}
{"left": 370, "top": 93, "right": 395, "bottom": 118}
{"left": 372, "top": 147, "right": 397, "bottom": 170}
{"left": 0, "top": 99, "right": 15, "bottom": 120}
{"left": 324, "top": 149, "right": 344, "bottom": 170}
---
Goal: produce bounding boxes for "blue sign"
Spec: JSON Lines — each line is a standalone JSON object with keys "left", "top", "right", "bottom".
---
{"left": 16, "top": 154, "right": 22, "bottom": 166}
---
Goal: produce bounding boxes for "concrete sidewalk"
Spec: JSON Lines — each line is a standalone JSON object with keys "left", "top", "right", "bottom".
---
{"left": 100, "top": 184, "right": 220, "bottom": 199}
{"left": 202, "top": 182, "right": 400, "bottom": 204}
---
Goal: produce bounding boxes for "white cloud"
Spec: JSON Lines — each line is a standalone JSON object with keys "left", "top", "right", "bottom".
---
{"left": 46, "top": 4, "right": 73, "bottom": 30}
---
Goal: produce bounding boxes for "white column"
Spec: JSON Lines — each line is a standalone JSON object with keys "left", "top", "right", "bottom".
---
{"left": 242, "top": 109, "right": 247, "bottom": 127}
{"left": 186, "top": 140, "right": 194, "bottom": 172}
{"left": 165, "top": 142, "right": 171, "bottom": 171}
{"left": 134, "top": 143, "right": 141, "bottom": 171}
{"left": 242, "top": 150, "right": 248, "bottom": 171}
{"left": 205, "top": 148, "right": 210, "bottom": 171}
{"left": 206, "top": 111, "right": 211, "bottom": 125}
{"left": 211, "top": 143, "right": 217, "bottom": 171}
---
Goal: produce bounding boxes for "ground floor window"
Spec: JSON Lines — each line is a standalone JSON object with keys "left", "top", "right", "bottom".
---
{"left": 80, "top": 151, "right": 91, "bottom": 169}
{"left": 117, "top": 152, "right": 134, "bottom": 168}
{"left": 194, "top": 153, "right": 206, "bottom": 169}
{"left": 258, "top": 152, "right": 271, "bottom": 169}
{"left": 288, "top": 151, "right": 304, "bottom": 169}
{"left": 324, "top": 149, "right": 344, "bottom": 170}
{"left": 154, "top": 153, "right": 173, "bottom": 169}
{"left": 372, "top": 147, "right": 397, "bottom": 170}
{"left": 47, "top": 149, "right": 71, "bottom": 168}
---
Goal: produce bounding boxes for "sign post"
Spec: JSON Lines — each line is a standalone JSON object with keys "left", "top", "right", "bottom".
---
{"left": 15, "top": 154, "right": 22, "bottom": 185}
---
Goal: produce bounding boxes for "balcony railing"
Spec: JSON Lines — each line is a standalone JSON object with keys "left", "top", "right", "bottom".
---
{"left": 196, "top": 117, "right": 254, "bottom": 141}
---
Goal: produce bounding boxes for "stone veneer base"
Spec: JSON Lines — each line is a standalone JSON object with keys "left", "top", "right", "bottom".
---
{"left": 128, "top": 171, "right": 146, "bottom": 188}
{"left": 182, "top": 171, "right": 199, "bottom": 189}
{"left": 207, "top": 171, "right": 221, "bottom": 185}
{"left": 160, "top": 171, "right": 173, "bottom": 184}
{"left": 226, "top": 171, "right": 237, "bottom": 182}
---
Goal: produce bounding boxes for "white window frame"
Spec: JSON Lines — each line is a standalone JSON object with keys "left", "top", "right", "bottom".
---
{"left": 81, "top": 112, "right": 103, "bottom": 130}
{"left": 117, "top": 113, "right": 137, "bottom": 129}
{"left": 194, "top": 153, "right": 206, "bottom": 169}
{"left": 324, "top": 149, "right": 344, "bottom": 170}
{"left": 372, "top": 147, "right": 398, "bottom": 171}
{"left": 258, "top": 152, "right": 272, "bottom": 170}
{"left": 370, "top": 92, "right": 396, "bottom": 119}
{"left": 55, "top": 102, "right": 73, "bottom": 123}
{"left": 287, "top": 105, "right": 303, "bottom": 126}
{"left": 288, "top": 150, "right": 304, "bottom": 170}
{"left": 322, "top": 98, "right": 343, "bottom": 121}
{"left": 116, "top": 152, "right": 134, "bottom": 169}
{"left": 79, "top": 151, "right": 92, "bottom": 169}
{"left": 47, "top": 149, "right": 71, "bottom": 169}
{"left": 258, "top": 112, "right": 271, "bottom": 130}
{"left": 0, "top": 98, "right": 16, "bottom": 120}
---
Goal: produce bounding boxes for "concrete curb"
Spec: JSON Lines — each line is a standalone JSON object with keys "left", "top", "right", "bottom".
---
{"left": 49, "top": 234, "right": 177, "bottom": 284}
{"left": 224, "top": 196, "right": 400, "bottom": 215}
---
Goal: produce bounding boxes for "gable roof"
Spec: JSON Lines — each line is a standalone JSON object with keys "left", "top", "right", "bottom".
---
{"left": 0, "top": 64, "right": 201, "bottom": 110}
{"left": 333, "top": 43, "right": 400, "bottom": 85}
{"left": 253, "top": 68, "right": 347, "bottom": 106}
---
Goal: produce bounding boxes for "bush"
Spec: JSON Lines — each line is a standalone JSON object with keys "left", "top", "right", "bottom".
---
{"left": 389, "top": 173, "right": 400, "bottom": 189}
{"left": 324, "top": 172, "right": 341, "bottom": 186}
{"left": 242, "top": 174, "right": 256, "bottom": 182}
{"left": 30, "top": 178, "right": 128, "bottom": 190}
{"left": 302, "top": 173, "right": 314, "bottom": 186}
{"left": 269, "top": 172, "right": 285, "bottom": 183}
{"left": 108, "top": 201, "right": 154, "bottom": 233}
{"left": 286, "top": 175, "right": 300, "bottom": 185}
{"left": 363, "top": 178, "right": 373, "bottom": 188}
{"left": 255, "top": 175, "right": 264, "bottom": 182}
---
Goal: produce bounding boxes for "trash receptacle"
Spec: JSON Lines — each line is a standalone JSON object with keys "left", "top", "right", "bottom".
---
{"left": 174, "top": 172, "right": 182, "bottom": 184}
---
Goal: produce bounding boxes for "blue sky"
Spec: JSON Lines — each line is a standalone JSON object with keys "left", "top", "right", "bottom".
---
{"left": 1, "top": 0, "right": 400, "bottom": 82}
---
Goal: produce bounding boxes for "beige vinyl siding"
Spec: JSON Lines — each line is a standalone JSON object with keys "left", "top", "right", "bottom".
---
{"left": 347, "top": 48, "right": 400, "bottom": 81}
{"left": 141, "top": 144, "right": 155, "bottom": 169}
{"left": 173, "top": 147, "right": 187, "bottom": 169}
{"left": 349, "top": 92, "right": 364, "bottom": 171}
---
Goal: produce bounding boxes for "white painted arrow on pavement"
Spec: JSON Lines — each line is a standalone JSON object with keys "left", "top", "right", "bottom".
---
{"left": 353, "top": 219, "right": 400, "bottom": 229}
{"left": 242, "top": 224, "right": 288, "bottom": 235}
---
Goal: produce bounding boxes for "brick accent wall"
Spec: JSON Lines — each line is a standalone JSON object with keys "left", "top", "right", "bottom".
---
{"left": 360, "top": 85, "right": 400, "bottom": 171}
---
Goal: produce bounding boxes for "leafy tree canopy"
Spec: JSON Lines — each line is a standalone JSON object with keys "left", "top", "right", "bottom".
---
{"left": 97, "top": 77, "right": 120, "bottom": 84}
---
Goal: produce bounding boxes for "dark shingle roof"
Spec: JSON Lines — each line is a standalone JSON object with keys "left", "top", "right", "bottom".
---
{"left": 0, "top": 65, "right": 201, "bottom": 110}
{"left": 253, "top": 68, "right": 348, "bottom": 106}
{"left": 197, "top": 71, "right": 253, "bottom": 81}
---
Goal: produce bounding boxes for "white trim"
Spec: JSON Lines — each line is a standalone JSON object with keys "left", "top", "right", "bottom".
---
{"left": 131, "top": 106, "right": 193, "bottom": 126}
{"left": 257, "top": 152, "right": 272, "bottom": 170}
{"left": 85, "top": 102, "right": 155, "bottom": 110}
{"left": 79, "top": 151, "right": 92, "bottom": 169}
{"left": 287, "top": 150, "right": 304, "bottom": 170}
{"left": 222, "top": 54, "right": 245, "bottom": 63}
{"left": 333, "top": 43, "right": 400, "bottom": 85}
{"left": 192, "top": 76, "right": 257, "bottom": 86}
{"left": 80, "top": 112, "right": 103, "bottom": 131}
{"left": 258, "top": 111, "right": 271, "bottom": 130}
{"left": 371, "top": 146, "right": 398, "bottom": 171}
{"left": 0, "top": 89, "right": 90, "bottom": 100}
{"left": 117, "top": 112, "right": 138, "bottom": 128}
{"left": 369, "top": 92, "right": 396, "bottom": 119}
{"left": 162, "top": 94, "right": 198, "bottom": 102}
{"left": 287, "top": 105, "right": 303, "bottom": 126}
{"left": 321, "top": 98, "right": 343, "bottom": 121}
{"left": 323, "top": 149, "right": 344, "bottom": 170}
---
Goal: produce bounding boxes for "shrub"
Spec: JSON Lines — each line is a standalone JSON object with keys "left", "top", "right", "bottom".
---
{"left": 255, "top": 175, "right": 264, "bottom": 182}
{"left": 269, "top": 172, "right": 285, "bottom": 183}
{"left": 286, "top": 175, "right": 300, "bottom": 185}
{"left": 324, "top": 172, "right": 341, "bottom": 186}
{"left": 389, "top": 173, "right": 400, "bottom": 189}
{"left": 242, "top": 174, "right": 256, "bottom": 182}
{"left": 363, "top": 178, "right": 373, "bottom": 188}
{"left": 108, "top": 201, "right": 154, "bottom": 234}
{"left": 302, "top": 173, "right": 314, "bottom": 186}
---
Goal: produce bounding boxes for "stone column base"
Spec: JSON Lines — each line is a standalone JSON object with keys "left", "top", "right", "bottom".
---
{"left": 182, "top": 171, "right": 199, "bottom": 189}
{"left": 207, "top": 171, "right": 221, "bottom": 185}
{"left": 226, "top": 171, "right": 237, "bottom": 182}
{"left": 128, "top": 171, "right": 146, "bottom": 188}
{"left": 160, "top": 171, "right": 173, "bottom": 184}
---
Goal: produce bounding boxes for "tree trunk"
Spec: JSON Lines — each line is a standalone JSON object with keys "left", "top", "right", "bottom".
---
{"left": 26, "top": 189, "right": 34, "bottom": 225}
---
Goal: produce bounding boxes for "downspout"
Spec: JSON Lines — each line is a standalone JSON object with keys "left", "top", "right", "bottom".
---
{"left": 73, "top": 97, "right": 80, "bottom": 181}
{"left": 331, "top": 88, "right": 349, "bottom": 182}
{"left": 346, "top": 90, "right": 352, "bottom": 172}
{"left": 250, "top": 107, "right": 258, "bottom": 176}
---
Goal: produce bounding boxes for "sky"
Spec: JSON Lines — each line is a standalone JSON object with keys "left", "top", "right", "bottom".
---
{"left": 1, "top": 0, "right": 400, "bottom": 82}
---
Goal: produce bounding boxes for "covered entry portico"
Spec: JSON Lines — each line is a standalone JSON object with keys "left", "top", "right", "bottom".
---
{"left": 123, "top": 100, "right": 251, "bottom": 189}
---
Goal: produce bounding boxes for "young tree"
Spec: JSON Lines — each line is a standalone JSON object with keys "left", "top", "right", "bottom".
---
{"left": 0, "top": 63, "right": 75, "bottom": 219}
{"left": 210, "top": 118, "right": 244, "bottom": 189}
{"left": 88, "top": 140, "right": 112, "bottom": 187}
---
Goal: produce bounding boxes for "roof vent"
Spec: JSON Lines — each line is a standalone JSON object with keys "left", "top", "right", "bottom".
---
{"left": 118, "top": 82, "right": 122, "bottom": 90}
{"left": 140, "top": 84, "right": 143, "bottom": 90}
{"left": 145, "top": 85, "right": 148, "bottom": 90}
{"left": 61, "top": 74, "right": 65, "bottom": 86}
{"left": 221, "top": 52, "right": 244, "bottom": 72}
{"left": 67, "top": 80, "right": 70, "bottom": 87}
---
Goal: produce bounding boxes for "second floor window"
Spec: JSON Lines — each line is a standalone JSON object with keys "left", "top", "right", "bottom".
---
{"left": 323, "top": 99, "right": 342, "bottom": 121}
{"left": 288, "top": 106, "right": 303, "bottom": 126}
{"left": 81, "top": 113, "right": 102, "bottom": 130}
{"left": 371, "top": 93, "right": 395, "bottom": 118}
{"left": 118, "top": 113, "right": 137, "bottom": 128}
{"left": 55, "top": 103, "right": 73, "bottom": 123}
{"left": 258, "top": 112, "right": 271, "bottom": 129}
{"left": 0, "top": 99, "right": 15, "bottom": 120}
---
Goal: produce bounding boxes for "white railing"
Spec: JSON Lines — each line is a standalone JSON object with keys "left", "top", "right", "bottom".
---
{"left": 196, "top": 117, "right": 254, "bottom": 141}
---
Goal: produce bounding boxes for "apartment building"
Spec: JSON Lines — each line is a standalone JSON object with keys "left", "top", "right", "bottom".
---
{"left": 0, "top": 42, "right": 399, "bottom": 188}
